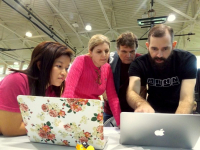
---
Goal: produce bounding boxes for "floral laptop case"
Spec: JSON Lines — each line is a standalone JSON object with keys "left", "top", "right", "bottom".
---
{"left": 17, "top": 95, "right": 106, "bottom": 149}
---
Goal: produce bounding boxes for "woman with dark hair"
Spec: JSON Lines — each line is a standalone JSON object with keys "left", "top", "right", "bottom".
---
{"left": 0, "top": 41, "right": 73, "bottom": 136}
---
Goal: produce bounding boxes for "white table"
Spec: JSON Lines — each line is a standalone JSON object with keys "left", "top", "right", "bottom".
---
{"left": 0, "top": 127, "right": 199, "bottom": 150}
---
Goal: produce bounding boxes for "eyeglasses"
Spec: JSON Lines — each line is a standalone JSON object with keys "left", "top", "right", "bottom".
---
{"left": 95, "top": 69, "right": 101, "bottom": 85}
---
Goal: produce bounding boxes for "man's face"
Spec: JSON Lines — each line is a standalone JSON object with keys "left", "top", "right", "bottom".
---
{"left": 117, "top": 45, "right": 137, "bottom": 64}
{"left": 146, "top": 31, "right": 177, "bottom": 68}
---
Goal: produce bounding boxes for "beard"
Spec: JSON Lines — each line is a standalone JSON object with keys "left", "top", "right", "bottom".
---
{"left": 148, "top": 51, "right": 173, "bottom": 71}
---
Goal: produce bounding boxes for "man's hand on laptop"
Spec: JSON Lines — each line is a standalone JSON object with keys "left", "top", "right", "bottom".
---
{"left": 135, "top": 102, "right": 155, "bottom": 113}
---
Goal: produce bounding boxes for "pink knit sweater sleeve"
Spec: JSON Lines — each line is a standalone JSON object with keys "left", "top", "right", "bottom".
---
{"left": 106, "top": 66, "right": 121, "bottom": 126}
{"left": 62, "top": 56, "right": 84, "bottom": 98}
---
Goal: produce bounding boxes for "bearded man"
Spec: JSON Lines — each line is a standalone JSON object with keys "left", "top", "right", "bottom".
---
{"left": 127, "top": 24, "right": 197, "bottom": 113}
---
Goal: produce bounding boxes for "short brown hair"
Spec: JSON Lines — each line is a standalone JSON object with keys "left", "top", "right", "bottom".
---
{"left": 117, "top": 32, "right": 138, "bottom": 49}
{"left": 148, "top": 24, "right": 174, "bottom": 43}
{"left": 88, "top": 34, "right": 110, "bottom": 51}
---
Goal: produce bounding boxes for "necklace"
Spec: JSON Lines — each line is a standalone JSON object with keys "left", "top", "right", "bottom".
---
{"left": 95, "top": 68, "right": 101, "bottom": 85}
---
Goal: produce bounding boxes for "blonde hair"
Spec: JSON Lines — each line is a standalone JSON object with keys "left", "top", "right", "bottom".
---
{"left": 88, "top": 34, "right": 110, "bottom": 51}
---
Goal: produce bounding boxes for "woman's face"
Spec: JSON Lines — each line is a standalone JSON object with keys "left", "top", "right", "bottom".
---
{"left": 50, "top": 55, "right": 71, "bottom": 86}
{"left": 89, "top": 43, "right": 110, "bottom": 67}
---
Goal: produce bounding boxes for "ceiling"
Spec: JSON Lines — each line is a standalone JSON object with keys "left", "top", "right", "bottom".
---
{"left": 0, "top": 0, "right": 200, "bottom": 66}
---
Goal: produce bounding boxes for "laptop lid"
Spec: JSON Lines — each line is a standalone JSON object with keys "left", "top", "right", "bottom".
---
{"left": 120, "top": 112, "right": 200, "bottom": 149}
{"left": 17, "top": 95, "right": 106, "bottom": 149}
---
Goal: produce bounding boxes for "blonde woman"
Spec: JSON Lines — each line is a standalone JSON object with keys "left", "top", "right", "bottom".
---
{"left": 62, "top": 34, "right": 121, "bottom": 126}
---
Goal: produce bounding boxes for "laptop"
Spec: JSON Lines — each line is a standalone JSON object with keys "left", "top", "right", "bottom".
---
{"left": 120, "top": 112, "right": 200, "bottom": 149}
{"left": 17, "top": 95, "right": 106, "bottom": 149}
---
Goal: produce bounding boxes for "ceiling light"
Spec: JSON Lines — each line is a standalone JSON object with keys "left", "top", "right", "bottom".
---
{"left": 72, "top": 23, "right": 79, "bottom": 28}
{"left": 85, "top": 25, "right": 92, "bottom": 31}
{"left": 25, "top": 31, "right": 32, "bottom": 37}
{"left": 137, "top": 16, "right": 168, "bottom": 27}
{"left": 167, "top": 14, "right": 176, "bottom": 22}
{"left": 14, "top": 62, "right": 19, "bottom": 65}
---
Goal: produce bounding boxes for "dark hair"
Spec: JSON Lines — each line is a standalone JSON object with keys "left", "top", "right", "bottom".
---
{"left": 10, "top": 41, "right": 73, "bottom": 97}
{"left": 116, "top": 32, "right": 138, "bottom": 49}
{"left": 148, "top": 24, "right": 174, "bottom": 43}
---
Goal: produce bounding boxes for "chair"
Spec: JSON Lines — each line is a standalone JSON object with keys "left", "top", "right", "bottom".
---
{"left": 103, "top": 117, "right": 117, "bottom": 127}
{"left": 194, "top": 92, "right": 200, "bottom": 113}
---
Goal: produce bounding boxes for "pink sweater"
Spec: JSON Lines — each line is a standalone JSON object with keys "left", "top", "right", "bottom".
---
{"left": 62, "top": 55, "right": 121, "bottom": 126}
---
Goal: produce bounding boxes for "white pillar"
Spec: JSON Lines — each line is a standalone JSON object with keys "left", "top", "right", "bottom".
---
{"left": 3, "top": 64, "right": 7, "bottom": 74}
{"left": 19, "top": 61, "right": 24, "bottom": 70}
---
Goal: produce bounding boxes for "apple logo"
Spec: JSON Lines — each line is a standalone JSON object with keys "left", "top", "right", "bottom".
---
{"left": 154, "top": 129, "right": 165, "bottom": 136}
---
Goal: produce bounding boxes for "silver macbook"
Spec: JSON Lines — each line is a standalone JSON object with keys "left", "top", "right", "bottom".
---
{"left": 120, "top": 112, "right": 200, "bottom": 149}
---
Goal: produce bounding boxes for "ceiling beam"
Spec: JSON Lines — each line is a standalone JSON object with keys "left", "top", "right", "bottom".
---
{"left": 175, "top": 24, "right": 193, "bottom": 35}
{"left": 165, "top": 19, "right": 193, "bottom": 24}
{"left": 130, "top": 0, "right": 148, "bottom": 19}
{"left": 0, "top": 25, "right": 4, "bottom": 40}
{"left": 112, "top": 9, "right": 117, "bottom": 27}
{"left": 41, "top": 0, "right": 75, "bottom": 49}
{"left": 0, "top": 23, "right": 41, "bottom": 44}
{"left": 0, "top": 58, "right": 10, "bottom": 66}
{"left": 183, "top": 24, "right": 195, "bottom": 50}
{"left": 0, "top": 23, "right": 32, "bottom": 47}
{"left": 108, "top": 0, "right": 116, "bottom": 27}
{"left": 76, "top": 46, "right": 88, "bottom": 56}
{"left": 0, "top": 18, "right": 31, "bottom": 48}
{"left": 114, "top": 25, "right": 141, "bottom": 30}
{"left": 41, "top": 11, "right": 78, "bottom": 18}
{"left": 175, "top": 0, "right": 200, "bottom": 49}
{"left": 0, "top": 41, "right": 26, "bottom": 62}
{"left": 98, "top": 0, "right": 118, "bottom": 43}
{"left": 98, "top": 0, "right": 112, "bottom": 29}
{"left": 3, "top": 0, "right": 74, "bottom": 51}
{"left": 46, "top": 0, "right": 84, "bottom": 46}
{"left": 29, "top": 22, "right": 45, "bottom": 42}
{"left": 191, "top": 0, "right": 199, "bottom": 18}
{"left": 156, "top": 0, "right": 193, "bottom": 20}
{"left": 112, "top": 29, "right": 119, "bottom": 38}
{"left": 0, "top": 20, "right": 27, "bottom": 23}
{"left": 71, "top": 0, "right": 90, "bottom": 39}
{"left": 190, "top": 0, "right": 200, "bottom": 20}
{"left": 176, "top": 0, "right": 191, "bottom": 49}
{"left": 193, "top": 7, "right": 200, "bottom": 20}
{"left": 109, "top": 0, "right": 118, "bottom": 40}
{"left": 78, "top": 28, "right": 109, "bottom": 34}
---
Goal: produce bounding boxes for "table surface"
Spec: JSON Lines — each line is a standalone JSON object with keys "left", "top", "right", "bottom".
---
{"left": 0, "top": 127, "right": 199, "bottom": 150}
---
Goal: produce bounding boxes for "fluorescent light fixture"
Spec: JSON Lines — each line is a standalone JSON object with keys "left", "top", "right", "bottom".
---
{"left": 137, "top": 16, "right": 168, "bottom": 27}
{"left": 25, "top": 31, "right": 32, "bottom": 37}
{"left": 14, "top": 62, "right": 19, "bottom": 65}
{"left": 85, "top": 25, "right": 92, "bottom": 31}
{"left": 167, "top": 14, "right": 176, "bottom": 22}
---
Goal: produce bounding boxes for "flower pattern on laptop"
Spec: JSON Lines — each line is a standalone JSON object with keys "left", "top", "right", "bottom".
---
{"left": 37, "top": 121, "right": 56, "bottom": 143}
{"left": 91, "top": 113, "right": 103, "bottom": 123}
{"left": 18, "top": 98, "right": 32, "bottom": 125}
{"left": 41, "top": 101, "right": 66, "bottom": 118}
{"left": 18, "top": 96, "right": 105, "bottom": 149}
{"left": 62, "top": 98, "right": 90, "bottom": 113}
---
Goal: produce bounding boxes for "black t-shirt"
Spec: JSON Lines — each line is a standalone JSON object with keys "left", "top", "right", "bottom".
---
{"left": 129, "top": 49, "right": 197, "bottom": 113}
{"left": 119, "top": 63, "right": 134, "bottom": 112}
